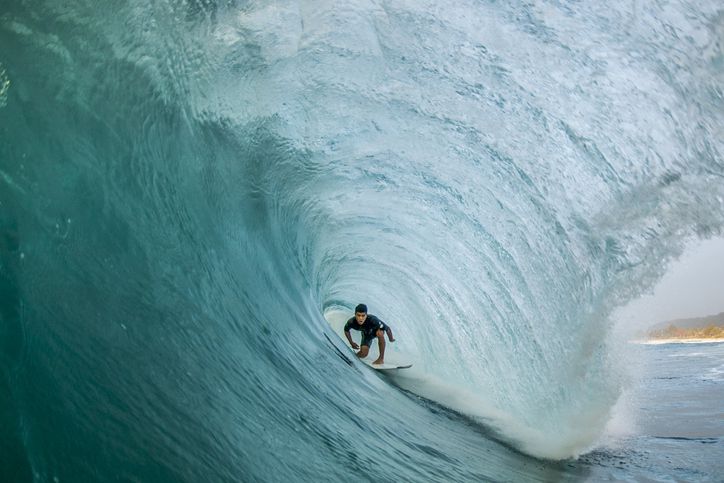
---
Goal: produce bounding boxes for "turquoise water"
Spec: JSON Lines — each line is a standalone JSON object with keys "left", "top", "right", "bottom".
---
{"left": 1, "top": 1, "right": 723, "bottom": 481}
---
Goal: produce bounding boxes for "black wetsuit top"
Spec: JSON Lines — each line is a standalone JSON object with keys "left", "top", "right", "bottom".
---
{"left": 344, "top": 315, "right": 389, "bottom": 346}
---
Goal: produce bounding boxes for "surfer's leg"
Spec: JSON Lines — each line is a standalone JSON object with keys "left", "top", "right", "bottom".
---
{"left": 359, "top": 332, "right": 376, "bottom": 359}
{"left": 372, "top": 330, "right": 385, "bottom": 365}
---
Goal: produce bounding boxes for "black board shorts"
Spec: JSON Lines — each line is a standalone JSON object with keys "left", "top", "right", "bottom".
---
{"left": 361, "top": 329, "right": 382, "bottom": 347}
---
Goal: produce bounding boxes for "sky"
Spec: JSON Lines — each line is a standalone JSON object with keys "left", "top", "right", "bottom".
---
{"left": 613, "top": 236, "right": 724, "bottom": 330}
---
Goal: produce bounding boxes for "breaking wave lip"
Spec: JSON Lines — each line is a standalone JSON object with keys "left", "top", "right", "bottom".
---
{"left": 224, "top": 0, "right": 721, "bottom": 461}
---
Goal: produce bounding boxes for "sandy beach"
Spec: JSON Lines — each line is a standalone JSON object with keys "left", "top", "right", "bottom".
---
{"left": 634, "top": 338, "right": 724, "bottom": 345}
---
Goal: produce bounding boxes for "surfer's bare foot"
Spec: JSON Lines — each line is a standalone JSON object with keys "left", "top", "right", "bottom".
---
{"left": 372, "top": 358, "right": 384, "bottom": 365}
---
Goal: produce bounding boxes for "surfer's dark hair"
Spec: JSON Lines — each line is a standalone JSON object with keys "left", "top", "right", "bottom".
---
{"left": 355, "top": 304, "right": 368, "bottom": 314}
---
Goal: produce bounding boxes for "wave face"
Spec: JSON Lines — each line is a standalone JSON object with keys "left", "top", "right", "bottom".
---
{"left": 1, "top": 0, "right": 723, "bottom": 480}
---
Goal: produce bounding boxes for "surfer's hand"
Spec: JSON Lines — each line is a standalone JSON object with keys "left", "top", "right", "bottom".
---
{"left": 389, "top": 337, "right": 395, "bottom": 342}
{"left": 351, "top": 342, "right": 359, "bottom": 350}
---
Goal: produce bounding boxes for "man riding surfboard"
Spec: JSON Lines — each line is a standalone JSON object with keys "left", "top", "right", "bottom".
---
{"left": 344, "top": 304, "right": 395, "bottom": 365}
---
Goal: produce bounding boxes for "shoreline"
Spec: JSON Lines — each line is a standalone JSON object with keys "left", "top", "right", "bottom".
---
{"left": 632, "top": 338, "right": 724, "bottom": 345}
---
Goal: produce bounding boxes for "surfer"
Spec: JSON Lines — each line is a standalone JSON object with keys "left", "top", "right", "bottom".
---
{"left": 344, "top": 304, "right": 395, "bottom": 365}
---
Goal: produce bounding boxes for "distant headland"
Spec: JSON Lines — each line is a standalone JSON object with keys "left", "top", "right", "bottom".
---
{"left": 645, "top": 312, "right": 724, "bottom": 343}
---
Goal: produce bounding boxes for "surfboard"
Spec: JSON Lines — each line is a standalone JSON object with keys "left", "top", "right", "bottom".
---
{"left": 354, "top": 348, "right": 412, "bottom": 370}
{"left": 365, "top": 362, "right": 412, "bottom": 371}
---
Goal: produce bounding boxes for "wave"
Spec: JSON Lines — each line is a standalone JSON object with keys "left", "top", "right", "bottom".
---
{"left": 1, "top": 0, "right": 723, "bottom": 480}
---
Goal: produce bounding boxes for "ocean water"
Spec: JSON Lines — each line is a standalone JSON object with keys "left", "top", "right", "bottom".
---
{"left": 1, "top": 0, "right": 723, "bottom": 481}
{"left": 578, "top": 341, "right": 724, "bottom": 482}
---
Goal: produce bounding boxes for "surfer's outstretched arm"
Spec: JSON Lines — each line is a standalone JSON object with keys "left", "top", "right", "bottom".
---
{"left": 344, "top": 330, "right": 359, "bottom": 350}
{"left": 385, "top": 326, "right": 395, "bottom": 342}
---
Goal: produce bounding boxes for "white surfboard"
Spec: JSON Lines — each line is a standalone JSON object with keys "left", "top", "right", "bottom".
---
{"left": 357, "top": 351, "right": 412, "bottom": 370}
{"left": 366, "top": 362, "right": 413, "bottom": 371}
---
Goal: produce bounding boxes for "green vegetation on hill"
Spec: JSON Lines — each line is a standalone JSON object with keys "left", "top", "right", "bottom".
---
{"left": 648, "top": 312, "right": 724, "bottom": 332}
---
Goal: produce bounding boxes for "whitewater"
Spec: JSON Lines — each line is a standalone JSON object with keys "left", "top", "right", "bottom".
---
{"left": 1, "top": 0, "right": 722, "bottom": 481}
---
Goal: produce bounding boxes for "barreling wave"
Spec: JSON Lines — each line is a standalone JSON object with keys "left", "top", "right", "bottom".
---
{"left": 1, "top": 0, "right": 722, "bottom": 480}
